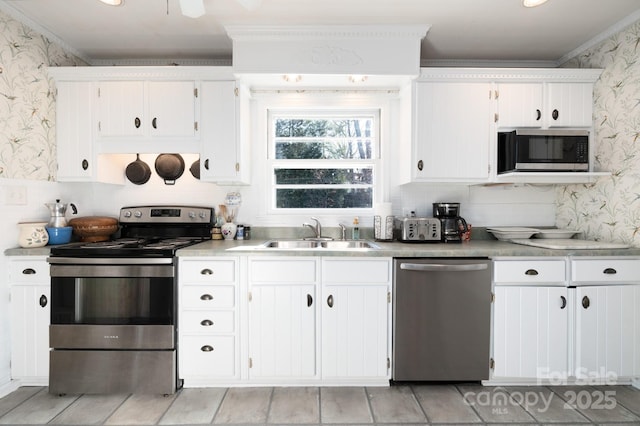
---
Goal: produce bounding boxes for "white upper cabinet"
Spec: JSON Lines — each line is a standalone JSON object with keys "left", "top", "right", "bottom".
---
{"left": 405, "top": 67, "right": 603, "bottom": 185}
{"left": 545, "top": 82, "right": 594, "bottom": 128}
{"left": 55, "top": 81, "right": 126, "bottom": 184}
{"left": 495, "top": 83, "right": 544, "bottom": 128}
{"left": 496, "top": 82, "right": 594, "bottom": 129}
{"left": 412, "top": 80, "right": 492, "bottom": 182}
{"left": 199, "top": 81, "right": 251, "bottom": 184}
{"left": 97, "top": 80, "right": 198, "bottom": 140}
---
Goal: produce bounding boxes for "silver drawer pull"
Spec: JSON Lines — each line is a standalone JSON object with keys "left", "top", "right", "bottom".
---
{"left": 22, "top": 268, "right": 36, "bottom": 275}
{"left": 200, "top": 319, "right": 213, "bottom": 326}
{"left": 200, "top": 294, "right": 213, "bottom": 301}
{"left": 200, "top": 268, "right": 213, "bottom": 275}
{"left": 525, "top": 269, "right": 539, "bottom": 276}
{"left": 200, "top": 345, "right": 214, "bottom": 352}
{"left": 603, "top": 268, "right": 617, "bottom": 275}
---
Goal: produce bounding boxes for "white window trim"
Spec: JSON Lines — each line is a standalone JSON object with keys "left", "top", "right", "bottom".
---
{"left": 267, "top": 108, "right": 380, "bottom": 213}
{"left": 249, "top": 90, "right": 396, "bottom": 225}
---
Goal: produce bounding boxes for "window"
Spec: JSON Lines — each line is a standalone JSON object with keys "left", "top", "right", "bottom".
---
{"left": 268, "top": 110, "right": 379, "bottom": 210}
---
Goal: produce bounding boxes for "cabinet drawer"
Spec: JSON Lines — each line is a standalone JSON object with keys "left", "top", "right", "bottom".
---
{"left": 181, "top": 310, "right": 234, "bottom": 334}
{"left": 249, "top": 258, "right": 318, "bottom": 284}
{"left": 180, "top": 259, "right": 236, "bottom": 283}
{"left": 571, "top": 259, "right": 640, "bottom": 283}
{"left": 494, "top": 260, "right": 566, "bottom": 284}
{"left": 9, "top": 259, "right": 50, "bottom": 284}
{"left": 182, "top": 285, "right": 235, "bottom": 308}
{"left": 179, "top": 335, "right": 235, "bottom": 377}
{"left": 322, "top": 258, "right": 391, "bottom": 284}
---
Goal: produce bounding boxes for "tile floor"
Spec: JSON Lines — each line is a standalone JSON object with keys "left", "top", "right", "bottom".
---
{"left": 0, "top": 384, "right": 639, "bottom": 425}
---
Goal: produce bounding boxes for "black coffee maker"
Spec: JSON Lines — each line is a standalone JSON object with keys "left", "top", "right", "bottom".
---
{"left": 432, "top": 202, "right": 468, "bottom": 243}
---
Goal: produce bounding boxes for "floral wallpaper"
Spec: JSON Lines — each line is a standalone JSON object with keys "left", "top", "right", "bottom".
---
{"left": 557, "top": 20, "right": 640, "bottom": 247}
{"left": 0, "top": 9, "right": 84, "bottom": 181}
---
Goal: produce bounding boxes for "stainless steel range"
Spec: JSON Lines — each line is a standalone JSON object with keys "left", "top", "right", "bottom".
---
{"left": 47, "top": 205, "right": 213, "bottom": 395}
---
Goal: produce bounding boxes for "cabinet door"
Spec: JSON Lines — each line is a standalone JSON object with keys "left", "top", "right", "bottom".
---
{"left": 322, "top": 285, "right": 389, "bottom": 379}
{"left": 493, "top": 286, "right": 568, "bottom": 379}
{"left": 56, "top": 81, "right": 94, "bottom": 181}
{"left": 575, "top": 285, "right": 640, "bottom": 379}
{"left": 496, "top": 83, "right": 543, "bottom": 128}
{"left": 148, "top": 81, "right": 197, "bottom": 138}
{"left": 413, "top": 81, "right": 492, "bottom": 181}
{"left": 546, "top": 83, "right": 593, "bottom": 127}
{"left": 248, "top": 285, "right": 316, "bottom": 378}
{"left": 98, "top": 81, "right": 145, "bottom": 137}
{"left": 10, "top": 285, "right": 50, "bottom": 382}
{"left": 200, "top": 81, "right": 242, "bottom": 182}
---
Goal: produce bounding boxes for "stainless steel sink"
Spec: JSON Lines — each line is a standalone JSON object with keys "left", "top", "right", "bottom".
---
{"left": 320, "top": 240, "right": 380, "bottom": 249}
{"left": 261, "top": 240, "right": 320, "bottom": 249}
{"left": 258, "top": 239, "right": 380, "bottom": 250}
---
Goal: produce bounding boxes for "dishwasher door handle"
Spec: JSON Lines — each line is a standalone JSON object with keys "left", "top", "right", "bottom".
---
{"left": 400, "top": 263, "right": 488, "bottom": 272}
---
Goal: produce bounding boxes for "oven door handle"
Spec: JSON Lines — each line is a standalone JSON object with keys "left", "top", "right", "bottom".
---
{"left": 47, "top": 257, "right": 174, "bottom": 265}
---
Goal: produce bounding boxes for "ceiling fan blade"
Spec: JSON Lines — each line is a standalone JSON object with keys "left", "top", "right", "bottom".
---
{"left": 235, "top": 0, "right": 263, "bottom": 11}
{"left": 179, "top": 0, "right": 206, "bottom": 18}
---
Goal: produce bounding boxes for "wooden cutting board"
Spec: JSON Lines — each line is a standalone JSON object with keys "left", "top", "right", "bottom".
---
{"left": 510, "top": 239, "right": 630, "bottom": 250}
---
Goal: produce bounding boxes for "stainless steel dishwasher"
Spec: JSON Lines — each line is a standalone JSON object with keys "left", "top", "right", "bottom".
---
{"left": 392, "top": 258, "right": 492, "bottom": 381}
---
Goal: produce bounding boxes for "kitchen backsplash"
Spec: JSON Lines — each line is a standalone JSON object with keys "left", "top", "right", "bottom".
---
{"left": 558, "top": 20, "right": 640, "bottom": 247}
{"left": 0, "top": 9, "right": 85, "bottom": 181}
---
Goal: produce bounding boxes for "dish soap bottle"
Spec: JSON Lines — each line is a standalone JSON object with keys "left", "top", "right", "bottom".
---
{"left": 352, "top": 217, "right": 360, "bottom": 240}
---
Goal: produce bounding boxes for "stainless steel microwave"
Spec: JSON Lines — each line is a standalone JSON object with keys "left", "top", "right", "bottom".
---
{"left": 497, "top": 129, "right": 590, "bottom": 173}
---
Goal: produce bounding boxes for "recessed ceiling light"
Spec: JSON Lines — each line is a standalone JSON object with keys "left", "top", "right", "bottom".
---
{"left": 523, "top": 0, "right": 548, "bottom": 7}
{"left": 98, "top": 0, "right": 123, "bottom": 5}
{"left": 282, "top": 74, "right": 302, "bottom": 83}
{"left": 349, "top": 75, "right": 368, "bottom": 83}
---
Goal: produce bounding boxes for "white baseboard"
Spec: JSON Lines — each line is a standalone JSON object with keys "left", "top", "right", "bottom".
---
{"left": 632, "top": 377, "right": 640, "bottom": 390}
{"left": 0, "top": 380, "right": 19, "bottom": 399}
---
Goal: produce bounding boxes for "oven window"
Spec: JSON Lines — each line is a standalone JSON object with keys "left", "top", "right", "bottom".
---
{"left": 51, "top": 276, "right": 174, "bottom": 325}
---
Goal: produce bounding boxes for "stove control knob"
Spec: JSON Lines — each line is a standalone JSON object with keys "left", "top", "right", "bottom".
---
{"left": 123, "top": 211, "right": 132, "bottom": 218}
{"left": 199, "top": 212, "right": 207, "bottom": 219}
{"left": 189, "top": 211, "right": 196, "bottom": 219}
{"left": 134, "top": 211, "right": 142, "bottom": 218}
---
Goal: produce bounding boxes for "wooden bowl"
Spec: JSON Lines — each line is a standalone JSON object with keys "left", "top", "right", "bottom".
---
{"left": 68, "top": 216, "right": 119, "bottom": 242}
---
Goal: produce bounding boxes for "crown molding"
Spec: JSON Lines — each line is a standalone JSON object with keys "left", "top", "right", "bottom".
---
{"left": 0, "top": 2, "right": 91, "bottom": 64}
{"left": 225, "top": 24, "right": 431, "bottom": 41}
{"left": 558, "top": 10, "right": 640, "bottom": 65}
{"left": 421, "top": 59, "right": 558, "bottom": 68}
{"left": 90, "top": 58, "right": 232, "bottom": 67}
{"left": 48, "top": 66, "right": 235, "bottom": 81}
{"left": 418, "top": 67, "right": 603, "bottom": 82}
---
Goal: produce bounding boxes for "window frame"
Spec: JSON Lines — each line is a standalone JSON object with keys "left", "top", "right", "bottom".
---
{"left": 266, "top": 108, "right": 381, "bottom": 214}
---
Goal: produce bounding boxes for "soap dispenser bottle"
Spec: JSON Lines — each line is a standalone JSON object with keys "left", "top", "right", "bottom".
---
{"left": 352, "top": 217, "right": 360, "bottom": 240}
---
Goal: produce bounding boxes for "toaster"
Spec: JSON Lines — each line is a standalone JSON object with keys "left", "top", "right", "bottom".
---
{"left": 394, "top": 217, "right": 441, "bottom": 242}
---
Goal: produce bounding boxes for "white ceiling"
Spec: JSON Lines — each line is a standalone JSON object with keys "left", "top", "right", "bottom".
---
{"left": 2, "top": 0, "right": 640, "bottom": 66}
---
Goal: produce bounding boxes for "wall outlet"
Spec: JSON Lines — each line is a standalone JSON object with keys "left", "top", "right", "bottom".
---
{"left": 5, "top": 186, "right": 27, "bottom": 205}
{"left": 402, "top": 207, "right": 417, "bottom": 217}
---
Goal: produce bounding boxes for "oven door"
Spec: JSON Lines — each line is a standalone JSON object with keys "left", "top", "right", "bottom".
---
{"left": 49, "top": 258, "right": 175, "bottom": 350}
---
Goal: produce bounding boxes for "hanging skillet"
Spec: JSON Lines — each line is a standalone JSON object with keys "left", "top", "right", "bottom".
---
{"left": 155, "top": 153, "right": 185, "bottom": 185}
{"left": 189, "top": 158, "right": 200, "bottom": 180}
{"left": 125, "top": 154, "right": 151, "bottom": 185}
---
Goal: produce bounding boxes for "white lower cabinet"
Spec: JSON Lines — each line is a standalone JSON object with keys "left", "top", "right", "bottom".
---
{"left": 178, "top": 257, "right": 240, "bottom": 385}
{"left": 493, "top": 285, "right": 569, "bottom": 379}
{"left": 491, "top": 257, "right": 640, "bottom": 385}
{"left": 8, "top": 257, "right": 50, "bottom": 385}
{"left": 572, "top": 258, "right": 640, "bottom": 381}
{"left": 245, "top": 256, "right": 391, "bottom": 384}
{"left": 247, "top": 257, "right": 319, "bottom": 380}
{"left": 491, "top": 259, "right": 569, "bottom": 382}
{"left": 575, "top": 285, "right": 640, "bottom": 380}
{"left": 321, "top": 258, "right": 391, "bottom": 382}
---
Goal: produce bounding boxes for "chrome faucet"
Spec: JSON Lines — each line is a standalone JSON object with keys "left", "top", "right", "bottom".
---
{"left": 338, "top": 223, "right": 347, "bottom": 240}
{"left": 302, "top": 217, "right": 323, "bottom": 239}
